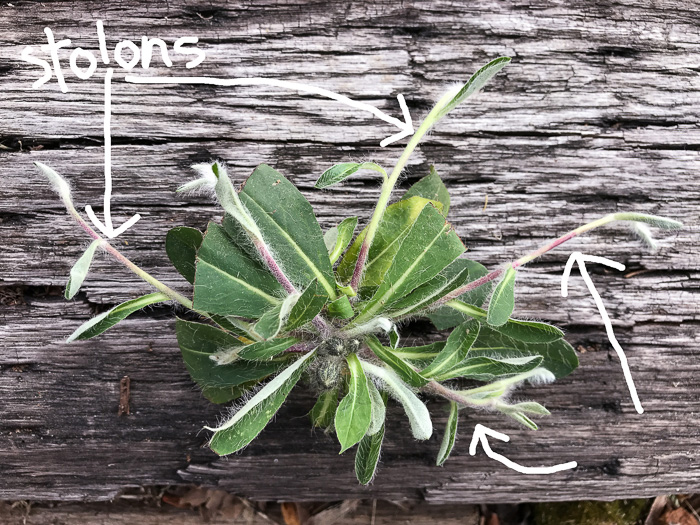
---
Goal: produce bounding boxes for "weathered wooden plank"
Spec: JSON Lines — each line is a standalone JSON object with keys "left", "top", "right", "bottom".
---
{"left": 1, "top": 0, "right": 699, "bottom": 505}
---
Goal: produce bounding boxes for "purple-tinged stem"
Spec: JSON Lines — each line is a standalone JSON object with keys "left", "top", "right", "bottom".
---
{"left": 350, "top": 242, "right": 370, "bottom": 291}
{"left": 63, "top": 205, "right": 193, "bottom": 308}
{"left": 253, "top": 238, "right": 297, "bottom": 294}
{"left": 285, "top": 342, "right": 316, "bottom": 353}
{"left": 252, "top": 238, "right": 332, "bottom": 338}
{"left": 435, "top": 214, "right": 620, "bottom": 307}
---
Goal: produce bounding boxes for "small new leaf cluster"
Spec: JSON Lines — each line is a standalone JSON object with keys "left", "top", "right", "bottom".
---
{"left": 39, "top": 57, "right": 682, "bottom": 485}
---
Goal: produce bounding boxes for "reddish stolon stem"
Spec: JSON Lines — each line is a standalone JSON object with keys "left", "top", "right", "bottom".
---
{"left": 435, "top": 222, "right": 602, "bottom": 307}
{"left": 350, "top": 242, "right": 370, "bottom": 291}
{"left": 253, "top": 238, "right": 297, "bottom": 294}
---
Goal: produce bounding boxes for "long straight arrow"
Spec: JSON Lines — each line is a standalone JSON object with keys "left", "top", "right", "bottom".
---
{"left": 85, "top": 67, "right": 141, "bottom": 238}
{"left": 561, "top": 251, "right": 643, "bottom": 414}
{"left": 123, "top": 75, "right": 414, "bottom": 147}
{"left": 469, "top": 424, "right": 578, "bottom": 474}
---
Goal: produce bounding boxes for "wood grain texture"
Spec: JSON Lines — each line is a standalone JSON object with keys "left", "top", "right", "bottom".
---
{"left": 1, "top": 0, "right": 698, "bottom": 504}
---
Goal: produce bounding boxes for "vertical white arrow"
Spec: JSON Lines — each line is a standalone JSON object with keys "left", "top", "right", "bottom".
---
{"left": 561, "top": 251, "right": 643, "bottom": 414}
{"left": 85, "top": 68, "right": 141, "bottom": 238}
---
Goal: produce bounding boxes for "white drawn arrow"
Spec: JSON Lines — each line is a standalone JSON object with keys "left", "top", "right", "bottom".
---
{"left": 85, "top": 67, "right": 141, "bottom": 238}
{"left": 123, "top": 75, "right": 414, "bottom": 147}
{"left": 469, "top": 424, "right": 578, "bottom": 474}
{"left": 561, "top": 252, "right": 643, "bottom": 413}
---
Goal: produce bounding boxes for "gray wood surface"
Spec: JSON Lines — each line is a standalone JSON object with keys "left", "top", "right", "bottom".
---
{"left": 0, "top": 0, "right": 698, "bottom": 504}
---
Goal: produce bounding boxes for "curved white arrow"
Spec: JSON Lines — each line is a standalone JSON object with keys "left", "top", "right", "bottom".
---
{"left": 85, "top": 67, "right": 141, "bottom": 238}
{"left": 469, "top": 424, "right": 578, "bottom": 474}
{"left": 123, "top": 75, "right": 414, "bottom": 147}
{"left": 561, "top": 252, "right": 643, "bottom": 414}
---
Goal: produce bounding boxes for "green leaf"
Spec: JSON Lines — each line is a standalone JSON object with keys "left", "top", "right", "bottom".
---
{"left": 212, "top": 337, "right": 298, "bottom": 364}
{"left": 388, "top": 259, "right": 483, "bottom": 318}
{"left": 420, "top": 320, "right": 480, "bottom": 379}
{"left": 239, "top": 164, "right": 337, "bottom": 299}
{"left": 470, "top": 326, "right": 578, "bottom": 379}
{"left": 427, "top": 261, "right": 492, "bottom": 330}
{"left": 402, "top": 166, "right": 450, "bottom": 216}
{"left": 285, "top": 279, "right": 328, "bottom": 332}
{"left": 208, "top": 351, "right": 316, "bottom": 455}
{"left": 432, "top": 354, "right": 543, "bottom": 382}
{"left": 335, "top": 353, "right": 372, "bottom": 453}
{"left": 509, "top": 412, "right": 538, "bottom": 430}
{"left": 324, "top": 217, "right": 358, "bottom": 264}
{"left": 435, "top": 57, "right": 511, "bottom": 120}
{"left": 355, "top": 424, "right": 385, "bottom": 485}
{"left": 327, "top": 295, "right": 355, "bottom": 319}
{"left": 65, "top": 240, "right": 102, "bottom": 299}
{"left": 67, "top": 292, "right": 168, "bottom": 342}
{"left": 356, "top": 204, "right": 465, "bottom": 322}
{"left": 392, "top": 342, "right": 445, "bottom": 363}
{"left": 336, "top": 196, "right": 438, "bottom": 289}
{"left": 365, "top": 335, "right": 429, "bottom": 388}
{"left": 360, "top": 360, "right": 432, "bottom": 441}
{"left": 437, "top": 402, "right": 459, "bottom": 466}
{"left": 165, "top": 226, "right": 203, "bottom": 284}
{"left": 447, "top": 300, "right": 564, "bottom": 343}
{"left": 193, "top": 222, "right": 283, "bottom": 318}
{"left": 176, "top": 319, "right": 284, "bottom": 403}
{"left": 253, "top": 294, "right": 300, "bottom": 340}
{"left": 487, "top": 265, "right": 516, "bottom": 327}
{"left": 310, "top": 388, "right": 338, "bottom": 429}
{"left": 366, "top": 381, "right": 386, "bottom": 436}
{"left": 315, "top": 162, "right": 386, "bottom": 189}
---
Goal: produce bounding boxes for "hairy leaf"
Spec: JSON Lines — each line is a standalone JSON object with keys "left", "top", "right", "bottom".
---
{"left": 487, "top": 265, "right": 516, "bottom": 327}
{"left": 165, "top": 226, "right": 203, "bottom": 284}
{"left": 324, "top": 217, "right": 358, "bottom": 264}
{"left": 392, "top": 342, "right": 446, "bottom": 363}
{"left": 239, "top": 164, "right": 337, "bottom": 298}
{"left": 355, "top": 424, "right": 385, "bottom": 485}
{"left": 310, "top": 388, "right": 338, "bottom": 429}
{"left": 327, "top": 295, "right": 355, "bottom": 319}
{"left": 212, "top": 337, "right": 298, "bottom": 364}
{"left": 65, "top": 240, "right": 102, "bottom": 299}
{"left": 208, "top": 351, "right": 316, "bottom": 455}
{"left": 315, "top": 162, "right": 386, "bottom": 189}
{"left": 388, "top": 258, "right": 479, "bottom": 317}
{"left": 360, "top": 361, "right": 432, "bottom": 441}
{"left": 194, "top": 222, "right": 282, "bottom": 318}
{"left": 365, "top": 335, "right": 429, "bottom": 388}
{"left": 67, "top": 292, "right": 168, "bottom": 342}
{"left": 427, "top": 261, "right": 492, "bottom": 330}
{"left": 285, "top": 279, "right": 328, "bottom": 332}
{"left": 420, "top": 320, "right": 480, "bottom": 379}
{"left": 432, "top": 354, "right": 543, "bottom": 382}
{"left": 253, "top": 294, "right": 300, "bottom": 340}
{"left": 447, "top": 300, "right": 564, "bottom": 343}
{"left": 470, "top": 326, "right": 578, "bottom": 379}
{"left": 435, "top": 57, "right": 511, "bottom": 120}
{"left": 337, "top": 196, "right": 439, "bottom": 290}
{"left": 366, "top": 381, "right": 386, "bottom": 436}
{"left": 401, "top": 165, "right": 450, "bottom": 216}
{"left": 437, "top": 402, "right": 459, "bottom": 466}
{"left": 335, "top": 353, "right": 372, "bottom": 453}
{"left": 356, "top": 204, "right": 465, "bottom": 321}
{"left": 176, "top": 319, "right": 284, "bottom": 403}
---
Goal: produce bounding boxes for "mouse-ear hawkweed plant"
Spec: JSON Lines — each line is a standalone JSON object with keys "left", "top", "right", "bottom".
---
{"left": 37, "top": 57, "right": 681, "bottom": 484}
